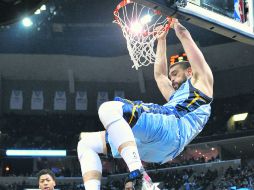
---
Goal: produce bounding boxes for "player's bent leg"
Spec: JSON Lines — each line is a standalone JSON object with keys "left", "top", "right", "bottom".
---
{"left": 77, "top": 131, "right": 107, "bottom": 190}
{"left": 98, "top": 101, "right": 143, "bottom": 172}
{"left": 99, "top": 102, "right": 160, "bottom": 190}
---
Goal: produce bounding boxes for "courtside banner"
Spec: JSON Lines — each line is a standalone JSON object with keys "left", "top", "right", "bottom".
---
{"left": 75, "top": 91, "right": 87, "bottom": 111}
{"left": 54, "top": 91, "right": 66, "bottom": 111}
{"left": 31, "top": 90, "right": 44, "bottom": 110}
{"left": 10, "top": 90, "right": 23, "bottom": 110}
{"left": 114, "top": 90, "right": 125, "bottom": 98}
{"left": 97, "top": 91, "right": 108, "bottom": 109}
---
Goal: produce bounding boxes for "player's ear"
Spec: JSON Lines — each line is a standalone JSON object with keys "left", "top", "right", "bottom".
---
{"left": 186, "top": 67, "right": 192, "bottom": 76}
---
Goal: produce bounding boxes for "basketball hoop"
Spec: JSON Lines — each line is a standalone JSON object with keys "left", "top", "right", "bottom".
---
{"left": 114, "top": 0, "right": 172, "bottom": 70}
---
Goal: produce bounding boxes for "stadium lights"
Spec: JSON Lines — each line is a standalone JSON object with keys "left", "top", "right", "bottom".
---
{"left": 34, "top": 9, "right": 41, "bottom": 15}
{"left": 5, "top": 166, "right": 10, "bottom": 172}
{"left": 23, "top": 4, "right": 48, "bottom": 28}
{"left": 232, "top": 113, "right": 248, "bottom": 122}
{"left": 22, "top": 17, "right": 33, "bottom": 27}
{"left": 140, "top": 14, "right": 152, "bottom": 24}
{"left": 130, "top": 21, "right": 143, "bottom": 34}
{"left": 40, "top": 5, "right": 46, "bottom": 11}
{"left": 6, "top": 150, "right": 66, "bottom": 157}
{"left": 130, "top": 14, "right": 152, "bottom": 34}
{"left": 34, "top": 4, "right": 46, "bottom": 15}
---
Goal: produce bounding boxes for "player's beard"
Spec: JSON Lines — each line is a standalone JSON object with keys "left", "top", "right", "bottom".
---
{"left": 173, "top": 75, "right": 188, "bottom": 90}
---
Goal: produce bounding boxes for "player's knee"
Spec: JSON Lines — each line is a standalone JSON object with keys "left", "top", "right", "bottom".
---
{"left": 77, "top": 139, "right": 97, "bottom": 163}
{"left": 98, "top": 101, "right": 112, "bottom": 119}
{"left": 77, "top": 135, "right": 103, "bottom": 175}
{"left": 77, "top": 132, "right": 104, "bottom": 160}
{"left": 77, "top": 138, "right": 88, "bottom": 160}
{"left": 98, "top": 101, "right": 123, "bottom": 128}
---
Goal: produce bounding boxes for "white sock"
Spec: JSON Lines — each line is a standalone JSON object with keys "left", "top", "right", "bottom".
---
{"left": 107, "top": 118, "right": 142, "bottom": 172}
{"left": 84, "top": 179, "right": 100, "bottom": 190}
{"left": 121, "top": 146, "right": 142, "bottom": 172}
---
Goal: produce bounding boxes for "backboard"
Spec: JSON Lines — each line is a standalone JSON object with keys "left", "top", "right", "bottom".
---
{"left": 132, "top": 0, "right": 254, "bottom": 46}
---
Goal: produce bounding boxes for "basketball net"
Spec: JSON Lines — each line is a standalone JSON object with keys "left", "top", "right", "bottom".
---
{"left": 114, "top": 0, "right": 171, "bottom": 70}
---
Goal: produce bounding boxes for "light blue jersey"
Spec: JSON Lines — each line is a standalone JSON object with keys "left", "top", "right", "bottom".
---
{"left": 108, "top": 79, "right": 212, "bottom": 163}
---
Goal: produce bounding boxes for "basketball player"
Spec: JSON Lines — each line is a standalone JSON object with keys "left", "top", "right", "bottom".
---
{"left": 37, "top": 169, "right": 56, "bottom": 190}
{"left": 77, "top": 18, "right": 214, "bottom": 190}
{"left": 124, "top": 180, "right": 134, "bottom": 190}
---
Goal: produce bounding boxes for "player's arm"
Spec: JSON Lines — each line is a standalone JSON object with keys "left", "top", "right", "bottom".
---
{"left": 172, "top": 19, "right": 214, "bottom": 97}
{"left": 154, "top": 27, "right": 175, "bottom": 101}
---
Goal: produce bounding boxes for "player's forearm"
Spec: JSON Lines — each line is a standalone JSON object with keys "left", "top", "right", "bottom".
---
{"left": 154, "top": 39, "right": 168, "bottom": 79}
{"left": 174, "top": 23, "right": 192, "bottom": 41}
{"left": 174, "top": 23, "right": 206, "bottom": 71}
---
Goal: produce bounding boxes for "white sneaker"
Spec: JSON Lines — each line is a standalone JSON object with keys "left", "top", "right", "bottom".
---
{"left": 141, "top": 171, "right": 160, "bottom": 190}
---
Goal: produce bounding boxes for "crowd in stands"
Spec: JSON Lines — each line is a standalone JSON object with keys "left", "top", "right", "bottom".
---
{"left": 0, "top": 94, "right": 253, "bottom": 151}
{"left": 0, "top": 114, "right": 103, "bottom": 150}
{"left": 186, "top": 169, "right": 218, "bottom": 190}
{"left": 0, "top": 152, "right": 254, "bottom": 190}
{"left": 214, "top": 165, "right": 254, "bottom": 190}
{"left": 0, "top": 94, "right": 254, "bottom": 189}
{"left": 2, "top": 165, "right": 254, "bottom": 190}
{"left": 144, "top": 155, "right": 220, "bottom": 170}
{"left": 70, "top": 165, "right": 253, "bottom": 190}
{"left": 0, "top": 154, "right": 221, "bottom": 179}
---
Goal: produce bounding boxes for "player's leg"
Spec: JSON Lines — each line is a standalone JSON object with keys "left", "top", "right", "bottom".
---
{"left": 77, "top": 131, "right": 107, "bottom": 190}
{"left": 98, "top": 101, "right": 143, "bottom": 172}
{"left": 98, "top": 101, "right": 159, "bottom": 190}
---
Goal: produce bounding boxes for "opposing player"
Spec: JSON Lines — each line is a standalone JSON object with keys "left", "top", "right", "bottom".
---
{"left": 77, "top": 18, "right": 213, "bottom": 190}
{"left": 37, "top": 169, "right": 56, "bottom": 190}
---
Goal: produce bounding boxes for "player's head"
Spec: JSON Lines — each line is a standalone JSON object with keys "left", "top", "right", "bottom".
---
{"left": 169, "top": 53, "right": 192, "bottom": 90}
{"left": 124, "top": 176, "right": 134, "bottom": 190}
{"left": 37, "top": 169, "right": 56, "bottom": 190}
{"left": 124, "top": 180, "right": 134, "bottom": 190}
